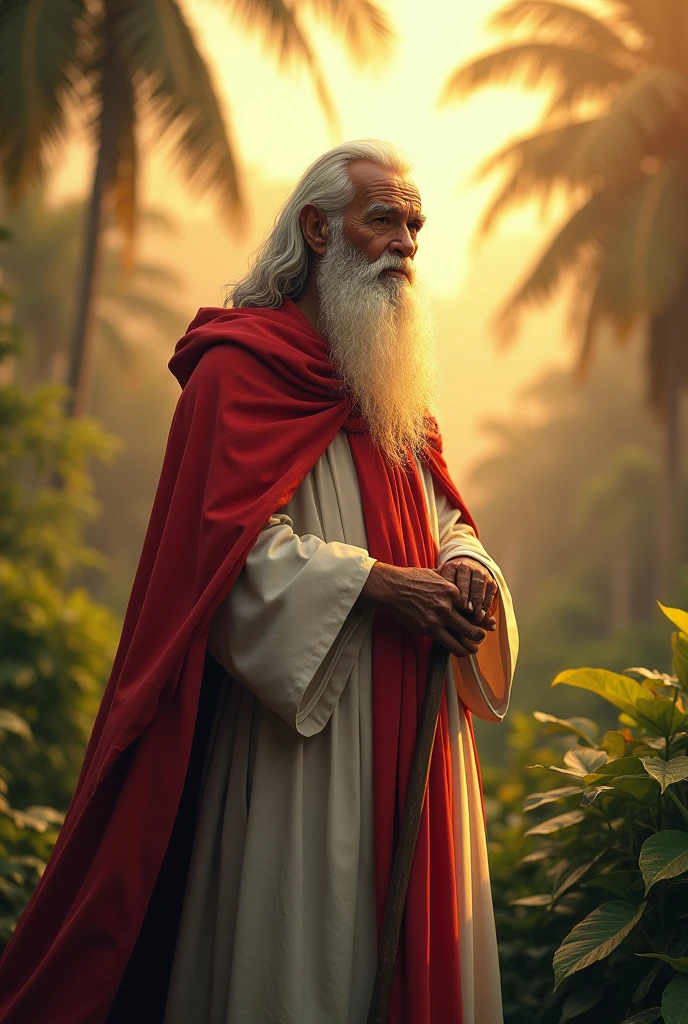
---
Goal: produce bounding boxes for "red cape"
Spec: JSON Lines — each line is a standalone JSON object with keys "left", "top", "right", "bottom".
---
{"left": 0, "top": 298, "right": 477, "bottom": 1023}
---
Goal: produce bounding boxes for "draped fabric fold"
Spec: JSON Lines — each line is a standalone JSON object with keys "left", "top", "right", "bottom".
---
{"left": 0, "top": 298, "right": 476, "bottom": 1024}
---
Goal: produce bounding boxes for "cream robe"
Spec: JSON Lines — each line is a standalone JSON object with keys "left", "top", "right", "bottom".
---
{"left": 164, "top": 431, "right": 518, "bottom": 1024}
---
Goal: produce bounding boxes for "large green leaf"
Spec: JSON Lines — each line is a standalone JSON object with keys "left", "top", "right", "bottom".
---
{"left": 523, "top": 786, "right": 582, "bottom": 812}
{"left": 552, "top": 900, "right": 645, "bottom": 990}
{"left": 564, "top": 746, "right": 607, "bottom": 774}
{"left": 558, "top": 983, "right": 602, "bottom": 1021}
{"left": 640, "top": 756, "right": 688, "bottom": 793}
{"left": 672, "top": 633, "right": 688, "bottom": 690}
{"left": 552, "top": 667, "right": 645, "bottom": 714}
{"left": 533, "top": 711, "right": 599, "bottom": 745}
{"left": 639, "top": 830, "right": 688, "bottom": 893}
{"left": 662, "top": 977, "right": 688, "bottom": 1024}
{"left": 525, "top": 809, "right": 585, "bottom": 836}
{"left": 636, "top": 953, "right": 688, "bottom": 975}
{"left": 659, "top": 604, "right": 688, "bottom": 635}
{"left": 635, "top": 699, "right": 688, "bottom": 737}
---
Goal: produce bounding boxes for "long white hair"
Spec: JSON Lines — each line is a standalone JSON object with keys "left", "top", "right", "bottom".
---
{"left": 228, "top": 140, "right": 412, "bottom": 309}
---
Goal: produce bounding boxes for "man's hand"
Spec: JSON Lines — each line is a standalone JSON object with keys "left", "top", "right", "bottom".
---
{"left": 438, "top": 557, "right": 497, "bottom": 629}
{"left": 357, "top": 562, "right": 487, "bottom": 659}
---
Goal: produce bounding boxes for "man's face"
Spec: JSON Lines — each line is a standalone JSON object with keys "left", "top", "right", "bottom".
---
{"left": 339, "top": 161, "right": 426, "bottom": 282}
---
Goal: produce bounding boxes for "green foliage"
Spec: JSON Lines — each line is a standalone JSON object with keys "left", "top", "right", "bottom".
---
{"left": 492, "top": 604, "right": 688, "bottom": 1022}
{"left": 0, "top": 245, "right": 118, "bottom": 939}
{"left": 0, "top": 704, "right": 63, "bottom": 944}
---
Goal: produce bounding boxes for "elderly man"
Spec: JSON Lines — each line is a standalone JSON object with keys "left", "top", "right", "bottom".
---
{"left": 0, "top": 140, "right": 517, "bottom": 1024}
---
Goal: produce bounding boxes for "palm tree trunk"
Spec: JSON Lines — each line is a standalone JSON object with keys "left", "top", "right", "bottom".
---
{"left": 65, "top": 27, "right": 118, "bottom": 418}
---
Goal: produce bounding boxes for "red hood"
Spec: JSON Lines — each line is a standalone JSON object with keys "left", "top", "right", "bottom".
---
{"left": 169, "top": 299, "right": 319, "bottom": 388}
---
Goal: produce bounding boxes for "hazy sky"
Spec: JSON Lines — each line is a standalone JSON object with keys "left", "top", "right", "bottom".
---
{"left": 54, "top": 0, "right": 576, "bottom": 479}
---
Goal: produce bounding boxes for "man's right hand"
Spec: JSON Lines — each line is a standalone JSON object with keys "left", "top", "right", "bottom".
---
{"left": 357, "top": 561, "right": 486, "bottom": 659}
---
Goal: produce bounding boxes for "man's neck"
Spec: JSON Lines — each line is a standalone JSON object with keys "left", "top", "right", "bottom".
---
{"left": 294, "top": 276, "right": 321, "bottom": 332}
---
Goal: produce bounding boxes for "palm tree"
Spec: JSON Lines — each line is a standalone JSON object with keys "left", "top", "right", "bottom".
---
{"left": 0, "top": 191, "right": 185, "bottom": 403}
{"left": 441, "top": 0, "right": 688, "bottom": 596}
{"left": 0, "top": 0, "right": 392, "bottom": 416}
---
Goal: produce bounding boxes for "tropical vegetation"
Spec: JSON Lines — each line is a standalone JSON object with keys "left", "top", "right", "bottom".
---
{"left": 0, "top": 0, "right": 393, "bottom": 413}
{"left": 485, "top": 603, "right": 688, "bottom": 1023}
{"left": 442, "top": 0, "right": 688, "bottom": 596}
{"left": 0, "top": 236, "right": 118, "bottom": 942}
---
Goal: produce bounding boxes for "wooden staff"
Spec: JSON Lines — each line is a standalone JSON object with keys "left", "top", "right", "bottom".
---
{"left": 366, "top": 640, "right": 450, "bottom": 1024}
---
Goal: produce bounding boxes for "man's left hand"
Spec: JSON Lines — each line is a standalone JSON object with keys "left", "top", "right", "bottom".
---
{"left": 438, "top": 557, "right": 497, "bottom": 630}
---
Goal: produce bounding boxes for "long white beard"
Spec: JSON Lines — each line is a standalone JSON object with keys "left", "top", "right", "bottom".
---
{"left": 316, "top": 223, "right": 440, "bottom": 465}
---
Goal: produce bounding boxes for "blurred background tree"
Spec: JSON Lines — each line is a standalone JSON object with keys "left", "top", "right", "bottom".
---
{"left": 0, "top": 0, "right": 393, "bottom": 415}
{"left": 442, "top": 0, "right": 688, "bottom": 598}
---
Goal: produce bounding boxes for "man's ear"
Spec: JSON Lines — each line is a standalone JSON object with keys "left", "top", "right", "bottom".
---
{"left": 299, "top": 204, "right": 329, "bottom": 256}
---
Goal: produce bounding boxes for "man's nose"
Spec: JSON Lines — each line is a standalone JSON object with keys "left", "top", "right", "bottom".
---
{"left": 389, "top": 231, "right": 416, "bottom": 259}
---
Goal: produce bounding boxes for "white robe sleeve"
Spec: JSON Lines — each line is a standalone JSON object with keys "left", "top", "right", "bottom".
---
{"left": 433, "top": 482, "right": 518, "bottom": 723}
{"left": 207, "top": 514, "right": 376, "bottom": 737}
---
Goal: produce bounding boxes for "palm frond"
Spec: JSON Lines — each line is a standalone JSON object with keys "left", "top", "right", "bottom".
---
{"left": 490, "top": 2, "right": 642, "bottom": 65}
{"left": 474, "top": 120, "right": 598, "bottom": 231}
{"left": 565, "top": 66, "right": 688, "bottom": 185}
{"left": 594, "top": 159, "right": 688, "bottom": 320}
{"left": 295, "top": 0, "right": 395, "bottom": 66}
{"left": 0, "top": 0, "right": 87, "bottom": 196}
{"left": 441, "top": 43, "right": 631, "bottom": 104}
{"left": 611, "top": 1, "right": 687, "bottom": 69}
{"left": 115, "top": 0, "right": 243, "bottom": 220}
{"left": 492, "top": 187, "right": 619, "bottom": 341}
{"left": 218, "top": 0, "right": 339, "bottom": 131}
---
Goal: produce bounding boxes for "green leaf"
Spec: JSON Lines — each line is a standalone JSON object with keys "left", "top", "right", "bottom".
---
{"left": 0, "top": 708, "right": 33, "bottom": 741}
{"left": 601, "top": 730, "right": 627, "bottom": 759}
{"left": 619, "top": 1011, "right": 661, "bottom": 1024}
{"left": 525, "top": 809, "right": 586, "bottom": 836}
{"left": 672, "top": 633, "right": 688, "bottom": 690}
{"left": 658, "top": 604, "right": 688, "bottom": 635}
{"left": 639, "top": 830, "right": 688, "bottom": 893}
{"left": 662, "top": 977, "right": 688, "bottom": 1024}
{"left": 582, "top": 869, "right": 640, "bottom": 898}
{"left": 636, "top": 953, "right": 688, "bottom": 975}
{"left": 523, "top": 786, "right": 582, "bottom": 812}
{"left": 559, "top": 984, "right": 602, "bottom": 1021}
{"left": 552, "top": 668, "right": 645, "bottom": 714}
{"left": 635, "top": 699, "right": 688, "bottom": 737}
{"left": 509, "top": 893, "right": 552, "bottom": 907}
{"left": 533, "top": 711, "right": 599, "bottom": 745}
{"left": 564, "top": 747, "right": 607, "bottom": 775}
{"left": 553, "top": 900, "right": 646, "bottom": 990}
{"left": 640, "top": 756, "right": 688, "bottom": 794}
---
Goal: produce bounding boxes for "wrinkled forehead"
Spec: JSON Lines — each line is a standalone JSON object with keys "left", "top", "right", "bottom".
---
{"left": 345, "top": 160, "right": 423, "bottom": 216}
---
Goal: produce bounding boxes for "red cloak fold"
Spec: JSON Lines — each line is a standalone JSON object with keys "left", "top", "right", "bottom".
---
{"left": 0, "top": 298, "right": 477, "bottom": 1024}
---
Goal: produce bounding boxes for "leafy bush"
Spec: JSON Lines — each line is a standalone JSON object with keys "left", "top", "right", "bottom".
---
{"left": 492, "top": 603, "right": 688, "bottom": 1023}
{"left": 0, "top": 235, "right": 119, "bottom": 940}
{"left": 0, "top": 707, "right": 63, "bottom": 943}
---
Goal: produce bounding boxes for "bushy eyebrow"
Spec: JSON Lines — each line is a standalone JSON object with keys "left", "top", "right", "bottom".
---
{"left": 364, "top": 201, "right": 426, "bottom": 226}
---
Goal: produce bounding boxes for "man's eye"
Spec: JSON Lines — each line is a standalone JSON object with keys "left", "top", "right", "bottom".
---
{"left": 375, "top": 217, "right": 390, "bottom": 224}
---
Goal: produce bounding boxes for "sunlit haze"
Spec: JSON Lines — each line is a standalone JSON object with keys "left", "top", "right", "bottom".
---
{"left": 52, "top": 0, "right": 574, "bottom": 483}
